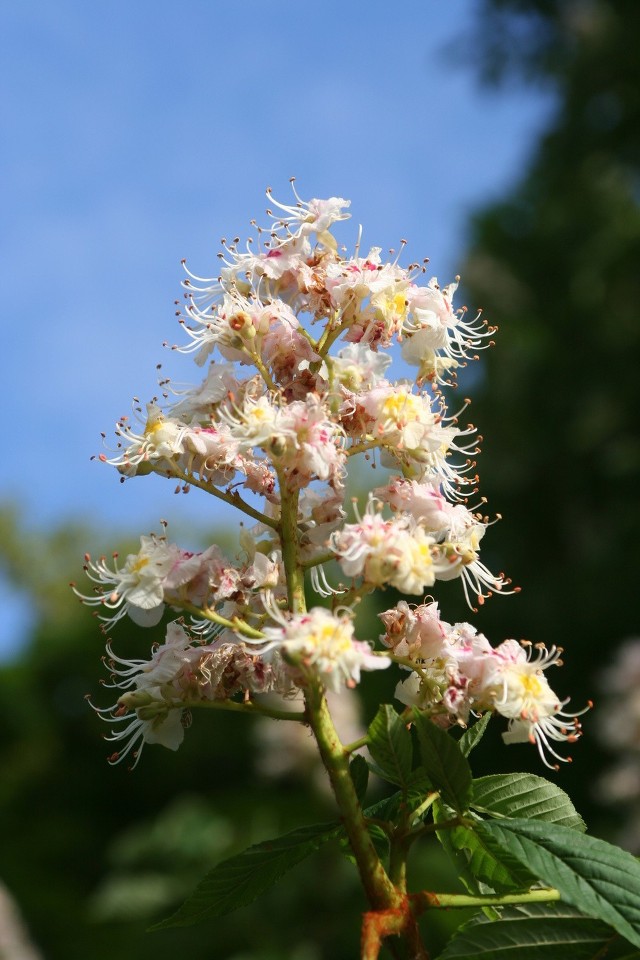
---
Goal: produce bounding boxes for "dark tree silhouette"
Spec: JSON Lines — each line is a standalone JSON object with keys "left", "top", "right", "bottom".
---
{"left": 458, "top": 0, "right": 640, "bottom": 821}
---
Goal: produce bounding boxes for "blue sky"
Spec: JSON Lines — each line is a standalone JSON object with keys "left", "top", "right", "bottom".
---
{"left": 0, "top": 1, "right": 552, "bottom": 655}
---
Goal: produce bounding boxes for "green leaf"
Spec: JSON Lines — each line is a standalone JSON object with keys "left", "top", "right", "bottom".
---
{"left": 367, "top": 704, "right": 413, "bottom": 789}
{"left": 363, "top": 790, "right": 402, "bottom": 822}
{"left": 412, "top": 709, "right": 472, "bottom": 813}
{"left": 472, "top": 774, "right": 586, "bottom": 831}
{"left": 459, "top": 712, "right": 492, "bottom": 757}
{"left": 432, "top": 799, "right": 501, "bottom": 918}
{"left": 476, "top": 819, "right": 640, "bottom": 948}
{"left": 434, "top": 802, "right": 536, "bottom": 893}
{"left": 438, "top": 902, "right": 638, "bottom": 960}
{"left": 361, "top": 782, "right": 435, "bottom": 826}
{"left": 349, "top": 754, "right": 369, "bottom": 803}
{"left": 150, "top": 821, "right": 340, "bottom": 929}
{"left": 436, "top": 773, "right": 583, "bottom": 895}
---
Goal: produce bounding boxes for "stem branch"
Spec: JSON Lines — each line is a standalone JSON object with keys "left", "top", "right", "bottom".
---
{"left": 183, "top": 698, "right": 306, "bottom": 722}
{"left": 412, "top": 887, "right": 561, "bottom": 913}
{"left": 163, "top": 464, "right": 279, "bottom": 529}
{"left": 180, "top": 601, "right": 266, "bottom": 640}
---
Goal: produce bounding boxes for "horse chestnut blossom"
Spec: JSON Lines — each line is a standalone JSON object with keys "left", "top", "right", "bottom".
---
{"left": 77, "top": 183, "right": 585, "bottom": 772}
{"left": 74, "top": 184, "right": 601, "bottom": 955}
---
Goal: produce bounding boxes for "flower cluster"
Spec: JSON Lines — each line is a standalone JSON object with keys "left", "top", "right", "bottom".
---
{"left": 73, "top": 529, "right": 281, "bottom": 633}
{"left": 80, "top": 183, "right": 580, "bottom": 768}
{"left": 96, "top": 620, "right": 293, "bottom": 767}
{"left": 380, "top": 600, "right": 586, "bottom": 768}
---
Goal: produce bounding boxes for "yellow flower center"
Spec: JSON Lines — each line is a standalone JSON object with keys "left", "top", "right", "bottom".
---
{"left": 144, "top": 417, "right": 165, "bottom": 437}
{"left": 520, "top": 673, "right": 544, "bottom": 698}
{"left": 314, "top": 623, "right": 352, "bottom": 654}
{"left": 381, "top": 392, "right": 421, "bottom": 423}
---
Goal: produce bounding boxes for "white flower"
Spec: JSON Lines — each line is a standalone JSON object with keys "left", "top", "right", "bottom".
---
{"left": 75, "top": 534, "right": 180, "bottom": 628}
{"left": 222, "top": 234, "right": 313, "bottom": 286}
{"left": 430, "top": 524, "right": 512, "bottom": 609}
{"left": 403, "top": 276, "right": 496, "bottom": 373}
{"left": 275, "top": 396, "right": 346, "bottom": 488}
{"left": 401, "top": 327, "right": 460, "bottom": 384}
{"left": 97, "top": 621, "right": 197, "bottom": 765}
{"left": 167, "top": 362, "right": 240, "bottom": 419}
{"left": 405, "top": 277, "right": 458, "bottom": 328}
{"left": 483, "top": 641, "right": 586, "bottom": 769}
{"left": 261, "top": 608, "right": 390, "bottom": 692}
{"left": 97, "top": 621, "right": 294, "bottom": 766}
{"left": 360, "top": 385, "right": 437, "bottom": 452}
{"left": 392, "top": 526, "right": 437, "bottom": 594}
{"left": 380, "top": 600, "right": 449, "bottom": 661}
{"left": 222, "top": 394, "right": 282, "bottom": 448}
{"left": 375, "top": 479, "right": 451, "bottom": 530}
{"left": 177, "top": 290, "right": 296, "bottom": 367}
{"left": 179, "top": 422, "right": 241, "bottom": 484}
{"left": 266, "top": 187, "right": 351, "bottom": 249}
{"left": 100, "top": 403, "right": 186, "bottom": 477}
{"left": 330, "top": 505, "right": 439, "bottom": 595}
{"left": 330, "top": 508, "right": 403, "bottom": 582}
{"left": 331, "top": 343, "right": 392, "bottom": 393}
{"left": 84, "top": 187, "right": 586, "bottom": 778}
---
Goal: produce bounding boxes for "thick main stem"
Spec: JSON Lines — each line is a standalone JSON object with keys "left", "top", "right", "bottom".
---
{"left": 278, "top": 480, "right": 306, "bottom": 614}
{"left": 278, "top": 465, "right": 420, "bottom": 955}
{"left": 305, "top": 684, "right": 399, "bottom": 912}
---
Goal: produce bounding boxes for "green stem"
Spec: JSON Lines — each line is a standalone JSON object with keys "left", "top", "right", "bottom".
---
{"left": 335, "top": 581, "right": 375, "bottom": 610}
{"left": 250, "top": 350, "right": 278, "bottom": 392}
{"left": 388, "top": 834, "right": 410, "bottom": 893}
{"left": 124, "top": 692, "right": 305, "bottom": 723}
{"left": 305, "top": 684, "right": 399, "bottom": 912}
{"left": 273, "top": 450, "right": 416, "bottom": 945}
{"left": 410, "top": 816, "right": 464, "bottom": 839}
{"left": 413, "top": 887, "right": 561, "bottom": 913}
{"left": 184, "top": 698, "right": 306, "bottom": 722}
{"left": 301, "top": 550, "right": 335, "bottom": 570}
{"left": 410, "top": 792, "right": 439, "bottom": 826}
{"left": 343, "top": 734, "right": 370, "bottom": 755}
{"left": 390, "top": 656, "right": 434, "bottom": 688}
{"left": 316, "top": 312, "right": 343, "bottom": 356}
{"left": 278, "top": 476, "right": 305, "bottom": 614}
{"left": 162, "top": 464, "right": 278, "bottom": 529}
{"left": 347, "top": 437, "right": 383, "bottom": 458}
{"left": 179, "top": 601, "right": 266, "bottom": 640}
{"left": 294, "top": 324, "right": 319, "bottom": 352}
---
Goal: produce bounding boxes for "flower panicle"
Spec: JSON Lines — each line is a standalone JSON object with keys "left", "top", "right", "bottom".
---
{"left": 79, "top": 184, "right": 578, "bottom": 770}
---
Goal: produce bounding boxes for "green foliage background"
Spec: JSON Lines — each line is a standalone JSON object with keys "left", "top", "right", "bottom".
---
{"left": 1, "top": 2, "right": 639, "bottom": 955}
{"left": 455, "top": 0, "right": 640, "bottom": 823}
